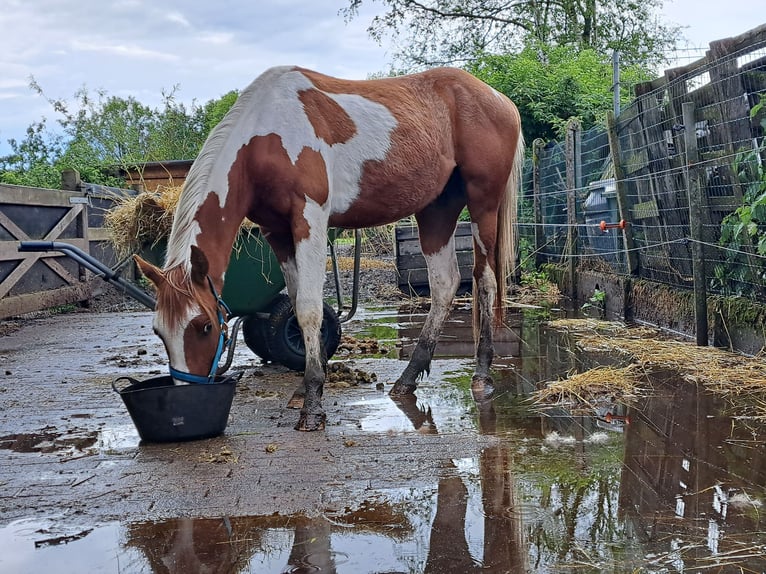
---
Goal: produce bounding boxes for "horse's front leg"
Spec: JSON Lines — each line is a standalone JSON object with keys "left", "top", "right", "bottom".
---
{"left": 278, "top": 257, "right": 309, "bottom": 409}
{"left": 289, "top": 225, "right": 329, "bottom": 431}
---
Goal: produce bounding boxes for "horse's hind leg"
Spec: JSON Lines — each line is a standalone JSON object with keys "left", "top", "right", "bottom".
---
{"left": 391, "top": 212, "right": 461, "bottom": 395}
{"left": 467, "top": 211, "right": 502, "bottom": 394}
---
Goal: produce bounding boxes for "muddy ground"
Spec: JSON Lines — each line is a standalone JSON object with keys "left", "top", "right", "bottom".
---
{"left": 0, "top": 264, "right": 492, "bottom": 525}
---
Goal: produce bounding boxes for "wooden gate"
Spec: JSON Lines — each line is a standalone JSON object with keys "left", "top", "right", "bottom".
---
{"left": 0, "top": 184, "right": 94, "bottom": 318}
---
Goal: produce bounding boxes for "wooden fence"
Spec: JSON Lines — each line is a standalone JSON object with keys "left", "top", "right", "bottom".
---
{"left": 522, "top": 23, "right": 766, "bottom": 305}
{"left": 0, "top": 174, "right": 128, "bottom": 319}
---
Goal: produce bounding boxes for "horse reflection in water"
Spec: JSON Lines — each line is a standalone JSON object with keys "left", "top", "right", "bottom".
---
{"left": 135, "top": 65, "right": 524, "bottom": 431}
{"left": 393, "top": 388, "right": 528, "bottom": 572}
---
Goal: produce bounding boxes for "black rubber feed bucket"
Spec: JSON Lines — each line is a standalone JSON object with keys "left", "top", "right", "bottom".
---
{"left": 113, "top": 372, "right": 241, "bottom": 443}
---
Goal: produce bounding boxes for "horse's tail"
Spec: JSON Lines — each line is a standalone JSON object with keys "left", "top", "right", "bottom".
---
{"left": 492, "top": 127, "right": 525, "bottom": 326}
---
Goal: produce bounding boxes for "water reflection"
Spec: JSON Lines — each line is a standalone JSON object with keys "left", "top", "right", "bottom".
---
{"left": 4, "top": 307, "right": 766, "bottom": 572}
{"left": 620, "top": 376, "right": 766, "bottom": 570}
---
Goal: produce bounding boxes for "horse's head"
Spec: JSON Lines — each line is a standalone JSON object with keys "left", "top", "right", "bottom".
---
{"left": 135, "top": 246, "right": 230, "bottom": 384}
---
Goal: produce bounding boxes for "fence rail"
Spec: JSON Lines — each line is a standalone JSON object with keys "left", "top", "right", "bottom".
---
{"left": 0, "top": 174, "right": 129, "bottom": 319}
{"left": 520, "top": 23, "right": 766, "bottom": 309}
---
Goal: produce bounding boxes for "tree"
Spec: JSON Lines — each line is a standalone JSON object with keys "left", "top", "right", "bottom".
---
{"left": 467, "top": 44, "right": 653, "bottom": 141}
{"left": 0, "top": 119, "right": 65, "bottom": 188}
{"left": 0, "top": 81, "right": 239, "bottom": 189}
{"left": 344, "top": 0, "right": 680, "bottom": 69}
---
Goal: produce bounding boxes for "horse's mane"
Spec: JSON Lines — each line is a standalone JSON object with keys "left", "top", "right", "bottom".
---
{"left": 163, "top": 67, "right": 291, "bottom": 273}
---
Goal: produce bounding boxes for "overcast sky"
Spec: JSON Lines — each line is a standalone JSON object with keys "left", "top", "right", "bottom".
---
{"left": 0, "top": 0, "right": 760, "bottom": 157}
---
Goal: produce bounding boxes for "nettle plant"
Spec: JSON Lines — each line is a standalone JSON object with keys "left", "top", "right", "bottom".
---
{"left": 715, "top": 98, "right": 766, "bottom": 296}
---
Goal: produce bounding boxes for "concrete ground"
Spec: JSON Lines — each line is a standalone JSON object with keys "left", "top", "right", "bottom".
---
{"left": 0, "top": 309, "right": 491, "bottom": 526}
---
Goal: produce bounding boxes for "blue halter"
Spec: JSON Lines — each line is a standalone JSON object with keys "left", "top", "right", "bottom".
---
{"left": 169, "top": 276, "right": 232, "bottom": 385}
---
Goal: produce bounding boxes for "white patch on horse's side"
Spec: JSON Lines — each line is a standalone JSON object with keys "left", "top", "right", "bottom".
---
{"left": 471, "top": 222, "right": 488, "bottom": 257}
{"left": 491, "top": 87, "right": 508, "bottom": 103}
{"left": 154, "top": 304, "right": 197, "bottom": 379}
{"left": 164, "top": 66, "right": 397, "bottom": 270}
{"left": 322, "top": 92, "right": 397, "bottom": 215}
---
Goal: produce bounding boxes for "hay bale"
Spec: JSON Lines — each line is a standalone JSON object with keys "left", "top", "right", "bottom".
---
{"left": 104, "top": 186, "right": 182, "bottom": 259}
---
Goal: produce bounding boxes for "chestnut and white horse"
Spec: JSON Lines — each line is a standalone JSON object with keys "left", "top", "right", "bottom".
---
{"left": 135, "top": 66, "right": 524, "bottom": 431}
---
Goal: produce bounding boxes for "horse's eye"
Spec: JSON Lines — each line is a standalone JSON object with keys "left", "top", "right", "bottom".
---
{"left": 202, "top": 322, "right": 213, "bottom": 335}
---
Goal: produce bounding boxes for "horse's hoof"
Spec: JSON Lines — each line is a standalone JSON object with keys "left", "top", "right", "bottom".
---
{"left": 471, "top": 375, "right": 494, "bottom": 400}
{"left": 295, "top": 412, "right": 326, "bottom": 432}
{"left": 389, "top": 380, "right": 417, "bottom": 396}
{"left": 287, "top": 393, "right": 304, "bottom": 409}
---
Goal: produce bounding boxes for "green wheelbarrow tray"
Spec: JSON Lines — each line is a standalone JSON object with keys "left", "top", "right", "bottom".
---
{"left": 140, "top": 229, "right": 286, "bottom": 317}
{"left": 17, "top": 228, "right": 361, "bottom": 373}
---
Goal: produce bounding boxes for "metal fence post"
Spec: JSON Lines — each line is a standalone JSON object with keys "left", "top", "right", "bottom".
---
{"left": 532, "top": 139, "right": 545, "bottom": 268}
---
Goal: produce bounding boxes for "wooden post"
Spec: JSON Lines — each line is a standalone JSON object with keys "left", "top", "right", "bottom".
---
{"left": 606, "top": 111, "right": 639, "bottom": 276}
{"left": 532, "top": 139, "right": 545, "bottom": 268}
{"left": 565, "top": 119, "right": 581, "bottom": 301}
{"left": 61, "top": 169, "right": 82, "bottom": 191}
{"left": 682, "top": 102, "right": 709, "bottom": 346}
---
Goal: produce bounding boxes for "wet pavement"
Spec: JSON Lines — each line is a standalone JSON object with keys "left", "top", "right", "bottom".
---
{"left": 1, "top": 304, "right": 766, "bottom": 573}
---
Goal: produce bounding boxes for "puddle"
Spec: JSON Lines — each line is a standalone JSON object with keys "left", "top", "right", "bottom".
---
{"left": 0, "top": 424, "right": 139, "bottom": 457}
{"left": 3, "top": 306, "right": 766, "bottom": 572}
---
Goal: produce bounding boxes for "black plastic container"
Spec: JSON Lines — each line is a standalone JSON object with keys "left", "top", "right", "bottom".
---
{"left": 113, "top": 373, "right": 240, "bottom": 443}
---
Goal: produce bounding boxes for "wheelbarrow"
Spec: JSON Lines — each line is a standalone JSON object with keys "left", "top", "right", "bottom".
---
{"left": 17, "top": 228, "right": 361, "bottom": 374}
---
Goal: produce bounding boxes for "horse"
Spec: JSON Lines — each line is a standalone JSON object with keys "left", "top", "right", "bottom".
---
{"left": 134, "top": 65, "right": 524, "bottom": 432}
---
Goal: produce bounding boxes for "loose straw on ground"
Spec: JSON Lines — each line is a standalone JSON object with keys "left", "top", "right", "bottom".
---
{"left": 535, "top": 318, "right": 766, "bottom": 414}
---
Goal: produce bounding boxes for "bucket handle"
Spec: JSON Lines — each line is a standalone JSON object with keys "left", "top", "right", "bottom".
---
{"left": 111, "top": 370, "right": 244, "bottom": 394}
{"left": 112, "top": 376, "right": 142, "bottom": 394}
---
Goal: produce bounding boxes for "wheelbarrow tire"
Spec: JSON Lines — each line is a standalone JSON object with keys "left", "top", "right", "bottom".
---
{"left": 266, "top": 294, "right": 342, "bottom": 372}
{"left": 241, "top": 316, "right": 275, "bottom": 364}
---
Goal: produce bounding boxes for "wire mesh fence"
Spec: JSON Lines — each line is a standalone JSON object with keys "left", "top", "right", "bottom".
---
{"left": 520, "top": 24, "right": 766, "bottom": 304}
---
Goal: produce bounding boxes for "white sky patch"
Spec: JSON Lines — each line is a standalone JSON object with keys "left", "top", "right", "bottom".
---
{"left": 70, "top": 39, "right": 180, "bottom": 62}
{"left": 199, "top": 32, "right": 234, "bottom": 45}
{"left": 165, "top": 10, "right": 191, "bottom": 28}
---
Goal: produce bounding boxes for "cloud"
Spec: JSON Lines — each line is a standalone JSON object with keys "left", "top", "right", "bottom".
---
{"left": 165, "top": 10, "right": 192, "bottom": 28}
{"left": 69, "top": 39, "right": 180, "bottom": 62}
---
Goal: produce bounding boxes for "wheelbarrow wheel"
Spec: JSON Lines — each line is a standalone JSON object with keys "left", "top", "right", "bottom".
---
{"left": 241, "top": 316, "right": 275, "bottom": 364}
{"left": 266, "top": 294, "right": 342, "bottom": 372}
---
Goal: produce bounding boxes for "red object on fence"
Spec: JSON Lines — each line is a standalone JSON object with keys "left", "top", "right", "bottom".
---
{"left": 599, "top": 219, "right": 626, "bottom": 232}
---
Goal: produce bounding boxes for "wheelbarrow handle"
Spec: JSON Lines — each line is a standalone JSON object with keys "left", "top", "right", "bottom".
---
{"left": 18, "top": 240, "right": 157, "bottom": 310}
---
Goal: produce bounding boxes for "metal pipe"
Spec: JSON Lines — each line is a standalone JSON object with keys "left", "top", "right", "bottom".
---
{"left": 17, "top": 241, "right": 157, "bottom": 310}
{"left": 216, "top": 316, "right": 243, "bottom": 375}
{"left": 339, "top": 229, "right": 361, "bottom": 324}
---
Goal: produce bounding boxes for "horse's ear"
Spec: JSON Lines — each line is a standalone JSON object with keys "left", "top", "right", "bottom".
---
{"left": 189, "top": 245, "right": 209, "bottom": 286}
{"left": 134, "top": 255, "right": 165, "bottom": 288}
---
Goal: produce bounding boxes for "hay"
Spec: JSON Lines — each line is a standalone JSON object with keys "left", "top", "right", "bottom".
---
{"left": 534, "top": 364, "right": 647, "bottom": 409}
{"left": 103, "top": 186, "right": 182, "bottom": 259}
{"left": 577, "top": 333, "right": 766, "bottom": 396}
{"left": 104, "top": 185, "right": 260, "bottom": 259}
{"left": 546, "top": 318, "right": 656, "bottom": 337}
{"left": 535, "top": 318, "right": 766, "bottom": 415}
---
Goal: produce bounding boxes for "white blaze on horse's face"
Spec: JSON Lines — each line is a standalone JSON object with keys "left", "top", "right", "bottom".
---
{"left": 153, "top": 302, "right": 200, "bottom": 381}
